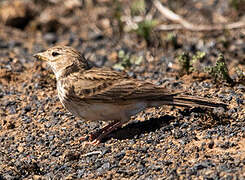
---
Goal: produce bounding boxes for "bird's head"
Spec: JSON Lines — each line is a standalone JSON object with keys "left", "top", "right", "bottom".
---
{"left": 34, "top": 46, "right": 91, "bottom": 78}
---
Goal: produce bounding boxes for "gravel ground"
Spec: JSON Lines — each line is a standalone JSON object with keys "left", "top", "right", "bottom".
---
{"left": 0, "top": 0, "right": 245, "bottom": 179}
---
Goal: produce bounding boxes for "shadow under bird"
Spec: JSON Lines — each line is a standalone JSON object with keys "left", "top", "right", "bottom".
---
{"left": 34, "top": 46, "right": 227, "bottom": 144}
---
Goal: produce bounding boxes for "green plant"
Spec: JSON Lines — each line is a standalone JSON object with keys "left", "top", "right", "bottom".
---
{"left": 178, "top": 52, "right": 191, "bottom": 74}
{"left": 112, "top": 0, "right": 124, "bottom": 35}
{"left": 135, "top": 19, "right": 158, "bottom": 44}
{"left": 192, "top": 51, "right": 206, "bottom": 62}
{"left": 205, "top": 54, "right": 234, "bottom": 84}
{"left": 113, "top": 50, "right": 143, "bottom": 70}
{"left": 178, "top": 51, "right": 206, "bottom": 75}
{"left": 166, "top": 33, "right": 180, "bottom": 49}
{"left": 131, "top": 0, "right": 146, "bottom": 16}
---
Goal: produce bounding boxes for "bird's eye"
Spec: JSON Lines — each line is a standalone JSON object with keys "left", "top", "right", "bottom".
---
{"left": 52, "top": 52, "right": 60, "bottom": 57}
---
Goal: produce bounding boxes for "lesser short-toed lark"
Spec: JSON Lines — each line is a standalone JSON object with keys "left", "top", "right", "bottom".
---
{"left": 34, "top": 46, "right": 227, "bottom": 144}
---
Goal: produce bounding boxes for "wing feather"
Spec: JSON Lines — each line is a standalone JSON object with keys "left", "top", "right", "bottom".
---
{"left": 64, "top": 68, "right": 173, "bottom": 103}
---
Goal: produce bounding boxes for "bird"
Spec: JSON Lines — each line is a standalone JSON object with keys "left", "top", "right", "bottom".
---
{"left": 34, "top": 45, "right": 227, "bottom": 144}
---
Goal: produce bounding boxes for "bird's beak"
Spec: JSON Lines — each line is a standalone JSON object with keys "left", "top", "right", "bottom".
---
{"left": 33, "top": 52, "right": 49, "bottom": 61}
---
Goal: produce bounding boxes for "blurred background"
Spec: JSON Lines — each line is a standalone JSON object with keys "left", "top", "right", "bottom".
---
{"left": 0, "top": 0, "right": 244, "bottom": 71}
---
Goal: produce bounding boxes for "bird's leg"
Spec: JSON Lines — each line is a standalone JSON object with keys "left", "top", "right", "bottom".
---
{"left": 89, "top": 121, "right": 119, "bottom": 141}
{"left": 83, "top": 121, "right": 123, "bottom": 145}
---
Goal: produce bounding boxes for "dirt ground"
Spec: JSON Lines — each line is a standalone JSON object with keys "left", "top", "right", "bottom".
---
{"left": 0, "top": 0, "right": 245, "bottom": 179}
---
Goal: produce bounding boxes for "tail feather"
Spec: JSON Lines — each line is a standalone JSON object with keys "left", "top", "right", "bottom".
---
{"left": 155, "top": 94, "right": 227, "bottom": 109}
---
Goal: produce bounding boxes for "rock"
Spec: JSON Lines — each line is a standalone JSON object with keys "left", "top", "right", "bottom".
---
{"left": 0, "top": 0, "right": 36, "bottom": 29}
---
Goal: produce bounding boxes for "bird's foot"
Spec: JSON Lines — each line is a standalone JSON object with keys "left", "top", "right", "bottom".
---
{"left": 80, "top": 121, "right": 123, "bottom": 145}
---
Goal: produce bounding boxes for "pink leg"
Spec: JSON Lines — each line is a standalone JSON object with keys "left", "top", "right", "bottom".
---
{"left": 89, "top": 121, "right": 119, "bottom": 141}
{"left": 83, "top": 121, "right": 123, "bottom": 145}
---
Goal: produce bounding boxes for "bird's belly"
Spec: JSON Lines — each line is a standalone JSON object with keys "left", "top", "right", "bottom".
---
{"left": 62, "top": 100, "right": 125, "bottom": 122}
{"left": 61, "top": 99, "right": 147, "bottom": 122}
{"left": 81, "top": 103, "right": 124, "bottom": 121}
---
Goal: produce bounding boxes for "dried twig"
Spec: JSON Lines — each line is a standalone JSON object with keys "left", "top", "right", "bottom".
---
{"left": 153, "top": 0, "right": 245, "bottom": 31}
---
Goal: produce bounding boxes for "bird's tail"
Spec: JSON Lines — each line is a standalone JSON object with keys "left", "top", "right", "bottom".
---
{"left": 173, "top": 95, "right": 227, "bottom": 109}
{"left": 151, "top": 94, "right": 227, "bottom": 109}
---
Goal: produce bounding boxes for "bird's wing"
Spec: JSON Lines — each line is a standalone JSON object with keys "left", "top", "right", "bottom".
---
{"left": 66, "top": 68, "right": 174, "bottom": 103}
